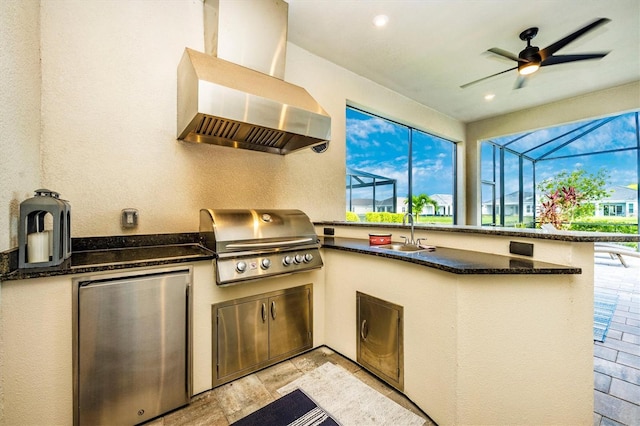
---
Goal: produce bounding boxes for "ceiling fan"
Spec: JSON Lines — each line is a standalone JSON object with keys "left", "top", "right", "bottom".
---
{"left": 461, "top": 18, "right": 611, "bottom": 89}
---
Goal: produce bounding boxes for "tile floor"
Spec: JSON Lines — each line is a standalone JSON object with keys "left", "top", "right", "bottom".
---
{"left": 146, "top": 346, "right": 434, "bottom": 426}
{"left": 593, "top": 251, "right": 640, "bottom": 426}
{"left": 146, "top": 251, "right": 639, "bottom": 426}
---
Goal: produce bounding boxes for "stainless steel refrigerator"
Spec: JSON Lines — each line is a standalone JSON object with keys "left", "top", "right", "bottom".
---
{"left": 75, "top": 268, "right": 190, "bottom": 425}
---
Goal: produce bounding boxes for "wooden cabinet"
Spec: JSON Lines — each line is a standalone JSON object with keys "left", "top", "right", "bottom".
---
{"left": 213, "top": 285, "right": 312, "bottom": 386}
{"left": 357, "top": 291, "right": 404, "bottom": 391}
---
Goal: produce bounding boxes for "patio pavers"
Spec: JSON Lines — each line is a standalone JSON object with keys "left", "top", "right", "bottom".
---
{"left": 593, "top": 252, "right": 640, "bottom": 426}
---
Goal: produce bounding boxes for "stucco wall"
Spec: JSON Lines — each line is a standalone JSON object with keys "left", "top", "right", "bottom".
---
{"left": 321, "top": 231, "right": 594, "bottom": 425}
{"left": 0, "top": 3, "right": 41, "bottom": 420}
{"left": 33, "top": 0, "right": 464, "bottom": 238}
{"left": 0, "top": 0, "right": 41, "bottom": 253}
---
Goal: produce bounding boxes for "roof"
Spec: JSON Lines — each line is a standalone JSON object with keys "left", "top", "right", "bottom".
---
{"left": 601, "top": 186, "right": 638, "bottom": 202}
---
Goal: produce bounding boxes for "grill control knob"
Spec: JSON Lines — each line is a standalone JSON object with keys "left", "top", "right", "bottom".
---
{"left": 260, "top": 258, "right": 271, "bottom": 270}
{"left": 282, "top": 255, "right": 292, "bottom": 266}
{"left": 294, "top": 254, "right": 304, "bottom": 264}
{"left": 236, "top": 261, "right": 247, "bottom": 273}
{"left": 304, "top": 253, "right": 314, "bottom": 263}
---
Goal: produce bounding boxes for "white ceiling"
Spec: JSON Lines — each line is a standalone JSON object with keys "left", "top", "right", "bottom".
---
{"left": 286, "top": 0, "right": 640, "bottom": 123}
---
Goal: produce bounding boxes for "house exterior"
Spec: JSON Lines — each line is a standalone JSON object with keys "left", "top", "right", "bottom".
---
{"left": 594, "top": 186, "right": 638, "bottom": 218}
{"left": 349, "top": 197, "right": 402, "bottom": 214}
{"left": 481, "top": 191, "right": 535, "bottom": 218}
{"left": 481, "top": 187, "right": 638, "bottom": 220}
{"left": 422, "top": 194, "right": 454, "bottom": 216}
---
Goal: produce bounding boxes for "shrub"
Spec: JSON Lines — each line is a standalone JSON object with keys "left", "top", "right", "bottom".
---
{"left": 345, "top": 211, "right": 360, "bottom": 222}
{"left": 538, "top": 186, "right": 579, "bottom": 230}
{"left": 364, "top": 212, "right": 404, "bottom": 223}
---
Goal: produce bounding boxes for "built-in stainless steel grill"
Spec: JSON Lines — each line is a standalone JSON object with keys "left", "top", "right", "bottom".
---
{"left": 200, "top": 209, "right": 323, "bottom": 285}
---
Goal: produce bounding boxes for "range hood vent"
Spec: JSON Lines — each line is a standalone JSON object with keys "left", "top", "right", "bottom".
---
{"left": 177, "top": 0, "right": 331, "bottom": 155}
{"left": 195, "top": 116, "right": 286, "bottom": 150}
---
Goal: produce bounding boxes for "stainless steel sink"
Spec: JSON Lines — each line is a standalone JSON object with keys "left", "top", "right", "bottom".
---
{"left": 377, "top": 243, "right": 428, "bottom": 252}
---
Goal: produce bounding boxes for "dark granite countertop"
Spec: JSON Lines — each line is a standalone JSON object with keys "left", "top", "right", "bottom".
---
{"left": 321, "top": 237, "right": 582, "bottom": 275}
{"left": 315, "top": 221, "right": 640, "bottom": 242}
{"left": 0, "top": 231, "right": 585, "bottom": 281}
{"left": 0, "top": 233, "right": 215, "bottom": 282}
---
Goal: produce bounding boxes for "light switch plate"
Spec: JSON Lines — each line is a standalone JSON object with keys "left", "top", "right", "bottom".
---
{"left": 121, "top": 208, "right": 139, "bottom": 229}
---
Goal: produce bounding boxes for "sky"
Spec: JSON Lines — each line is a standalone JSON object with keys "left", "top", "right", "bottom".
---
{"left": 489, "top": 111, "right": 639, "bottom": 195}
{"left": 347, "top": 108, "right": 639, "bottom": 201}
{"left": 346, "top": 107, "right": 455, "bottom": 201}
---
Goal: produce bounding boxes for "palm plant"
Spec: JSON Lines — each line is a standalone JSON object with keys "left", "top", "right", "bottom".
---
{"left": 405, "top": 194, "right": 438, "bottom": 221}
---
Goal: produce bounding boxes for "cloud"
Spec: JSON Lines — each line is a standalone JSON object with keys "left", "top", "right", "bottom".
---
{"left": 346, "top": 115, "right": 400, "bottom": 150}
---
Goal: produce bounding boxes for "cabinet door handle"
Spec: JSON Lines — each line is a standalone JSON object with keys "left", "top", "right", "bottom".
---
{"left": 271, "top": 301, "right": 276, "bottom": 320}
{"left": 360, "top": 319, "right": 368, "bottom": 340}
{"left": 261, "top": 303, "right": 267, "bottom": 323}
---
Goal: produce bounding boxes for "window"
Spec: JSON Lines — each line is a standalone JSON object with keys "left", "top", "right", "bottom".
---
{"left": 480, "top": 140, "right": 536, "bottom": 227}
{"left": 482, "top": 111, "right": 639, "bottom": 229}
{"left": 603, "top": 204, "right": 625, "bottom": 217}
{"left": 481, "top": 142, "right": 500, "bottom": 225}
{"left": 346, "top": 107, "right": 457, "bottom": 224}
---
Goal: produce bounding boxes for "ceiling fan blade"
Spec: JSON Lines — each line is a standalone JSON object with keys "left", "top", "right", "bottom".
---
{"left": 539, "top": 18, "right": 611, "bottom": 61}
{"left": 460, "top": 66, "right": 517, "bottom": 88}
{"left": 541, "top": 52, "right": 610, "bottom": 66}
{"left": 514, "top": 75, "right": 527, "bottom": 89}
{"left": 487, "top": 48, "right": 520, "bottom": 62}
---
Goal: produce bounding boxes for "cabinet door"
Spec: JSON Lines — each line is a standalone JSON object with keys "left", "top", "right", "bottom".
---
{"left": 216, "top": 298, "right": 269, "bottom": 381}
{"left": 357, "top": 292, "right": 403, "bottom": 390}
{"left": 269, "top": 287, "right": 312, "bottom": 360}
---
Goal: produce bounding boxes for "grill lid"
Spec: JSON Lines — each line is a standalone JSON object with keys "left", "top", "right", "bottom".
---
{"left": 200, "top": 209, "right": 319, "bottom": 254}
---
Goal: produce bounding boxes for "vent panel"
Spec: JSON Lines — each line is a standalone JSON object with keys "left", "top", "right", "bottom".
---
{"left": 195, "top": 117, "right": 240, "bottom": 139}
{"left": 246, "top": 126, "right": 285, "bottom": 147}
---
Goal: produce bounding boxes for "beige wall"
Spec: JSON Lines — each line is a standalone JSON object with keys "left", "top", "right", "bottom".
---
{"left": 0, "top": 3, "right": 41, "bottom": 420}
{"left": 0, "top": 274, "right": 73, "bottom": 425}
{"left": 9, "top": 0, "right": 462, "bottom": 239}
{"left": 464, "top": 81, "right": 640, "bottom": 225}
{"left": 0, "top": 0, "right": 41, "bottom": 252}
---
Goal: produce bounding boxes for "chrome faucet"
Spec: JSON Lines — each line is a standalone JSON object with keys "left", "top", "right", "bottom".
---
{"left": 402, "top": 212, "right": 415, "bottom": 245}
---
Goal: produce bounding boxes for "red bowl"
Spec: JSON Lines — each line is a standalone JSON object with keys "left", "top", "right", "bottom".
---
{"left": 369, "top": 233, "right": 392, "bottom": 245}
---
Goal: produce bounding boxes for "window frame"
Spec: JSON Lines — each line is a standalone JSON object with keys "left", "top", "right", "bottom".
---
{"left": 345, "top": 106, "right": 458, "bottom": 223}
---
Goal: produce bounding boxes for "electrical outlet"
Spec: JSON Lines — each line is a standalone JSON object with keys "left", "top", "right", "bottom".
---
{"left": 121, "top": 208, "right": 139, "bottom": 229}
{"left": 324, "top": 227, "right": 335, "bottom": 236}
{"left": 510, "top": 241, "right": 534, "bottom": 257}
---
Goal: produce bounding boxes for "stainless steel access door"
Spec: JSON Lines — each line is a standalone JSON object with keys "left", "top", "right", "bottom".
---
{"left": 216, "top": 298, "right": 269, "bottom": 381}
{"left": 269, "top": 288, "right": 312, "bottom": 359}
{"left": 357, "top": 292, "right": 404, "bottom": 391}
{"left": 77, "top": 269, "right": 190, "bottom": 426}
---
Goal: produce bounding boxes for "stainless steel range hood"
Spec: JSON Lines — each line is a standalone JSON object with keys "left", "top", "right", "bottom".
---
{"left": 177, "top": 0, "right": 331, "bottom": 155}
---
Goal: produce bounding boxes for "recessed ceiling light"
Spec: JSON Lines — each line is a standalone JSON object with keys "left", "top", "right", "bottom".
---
{"left": 484, "top": 93, "right": 496, "bottom": 101}
{"left": 372, "top": 14, "right": 389, "bottom": 28}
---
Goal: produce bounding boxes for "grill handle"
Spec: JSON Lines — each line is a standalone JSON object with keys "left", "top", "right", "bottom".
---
{"left": 225, "top": 238, "right": 315, "bottom": 250}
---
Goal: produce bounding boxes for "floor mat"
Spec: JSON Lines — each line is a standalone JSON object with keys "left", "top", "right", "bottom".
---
{"left": 231, "top": 388, "right": 338, "bottom": 426}
{"left": 278, "top": 362, "right": 425, "bottom": 426}
{"left": 594, "top": 292, "right": 619, "bottom": 342}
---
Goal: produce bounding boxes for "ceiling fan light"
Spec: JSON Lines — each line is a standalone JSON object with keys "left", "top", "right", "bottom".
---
{"left": 519, "top": 63, "right": 540, "bottom": 75}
